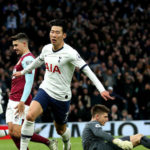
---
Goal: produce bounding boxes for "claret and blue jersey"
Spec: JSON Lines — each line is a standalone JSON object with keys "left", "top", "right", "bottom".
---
{"left": 9, "top": 52, "right": 35, "bottom": 105}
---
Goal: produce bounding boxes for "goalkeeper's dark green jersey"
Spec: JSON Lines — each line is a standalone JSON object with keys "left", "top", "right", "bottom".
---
{"left": 82, "top": 120, "right": 121, "bottom": 150}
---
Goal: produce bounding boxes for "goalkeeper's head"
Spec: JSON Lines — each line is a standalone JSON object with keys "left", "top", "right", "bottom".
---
{"left": 91, "top": 104, "right": 110, "bottom": 126}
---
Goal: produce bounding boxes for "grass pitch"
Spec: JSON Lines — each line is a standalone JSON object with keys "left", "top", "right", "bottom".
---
{"left": 0, "top": 137, "right": 148, "bottom": 150}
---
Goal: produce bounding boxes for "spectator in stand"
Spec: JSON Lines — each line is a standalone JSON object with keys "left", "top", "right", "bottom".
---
{"left": 110, "top": 104, "right": 121, "bottom": 121}
{"left": 107, "top": 86, "right": 128, "bottom": 111}
{"left": 121, "top": 109, "right": 132, "bottom": 121}
{"left": 68, "top": 104, "right": 78, "bottom": 122}
{"left": 128, "top": 97, "right": 140, "bottom": 120}
{"left": 77, "top": 100, "right": 87, "bottom": 122}
{"left": 0, "top": 0, "right": 150, "bottom": 122}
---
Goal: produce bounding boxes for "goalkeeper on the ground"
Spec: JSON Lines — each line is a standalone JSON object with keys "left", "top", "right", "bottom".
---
{"left": 82, "top": 104, "right": 150, "bottom": 150}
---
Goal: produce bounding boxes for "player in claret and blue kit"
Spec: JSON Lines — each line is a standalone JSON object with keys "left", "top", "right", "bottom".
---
{"left": 0, "top": 33, "right": 57, "bottom": 150}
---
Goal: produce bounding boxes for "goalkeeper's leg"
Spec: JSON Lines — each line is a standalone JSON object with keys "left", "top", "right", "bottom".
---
{"left": 130, "top": 134, "right": 150, "bottom": 149}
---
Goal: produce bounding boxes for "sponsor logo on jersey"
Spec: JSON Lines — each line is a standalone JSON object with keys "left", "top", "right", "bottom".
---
{"left": 45, "top": 63, "right": 61, "bottom": 74}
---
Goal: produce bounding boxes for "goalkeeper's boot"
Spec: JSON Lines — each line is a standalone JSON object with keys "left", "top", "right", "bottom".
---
{"left": 48, "top": 139, "right": 58, "bottom": 150}
{"left": 140, "top": 136, "right": 150, "bottom": 149}
{"left": 63, "top": 139, "right": 71, "bottom": 150}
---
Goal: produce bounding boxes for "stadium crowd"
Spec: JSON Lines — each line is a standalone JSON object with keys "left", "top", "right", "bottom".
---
{"left": 0, "top": 0, "right": 150, "bottom": 124}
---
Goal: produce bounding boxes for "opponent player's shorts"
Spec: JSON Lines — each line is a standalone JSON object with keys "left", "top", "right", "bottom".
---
{"left": 33, "top": 88, "right": 70, "bottom": 125}
{"left": 6, "top": 100, "right": 29, "bottom": 125}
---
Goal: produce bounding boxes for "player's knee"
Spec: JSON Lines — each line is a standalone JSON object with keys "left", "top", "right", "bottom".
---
{"left": 130, "top": 134, "right": 144, "bottom": 146}
{"left": 26, "top": 113, "right": 35, "bottom": 122}
{"left": 56, "top": 128, "right": 65, "bottom": 135}
{"left": 137, "top": 134, "right": 143, "bottom": 137}
{"left": 12, "top": 131, "right": 21, "bottom": 138}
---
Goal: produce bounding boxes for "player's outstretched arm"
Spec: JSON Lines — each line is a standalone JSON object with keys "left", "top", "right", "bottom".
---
{"left": 113, "top": 138, "right": 133, "bottom": 150}
{"left": 82, "top": 66, "right": 114, "bottom": 101}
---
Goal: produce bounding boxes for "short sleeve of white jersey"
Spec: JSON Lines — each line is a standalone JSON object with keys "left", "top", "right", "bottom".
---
{"left": 70, "top": 50, "right": 86, "bottom": 69}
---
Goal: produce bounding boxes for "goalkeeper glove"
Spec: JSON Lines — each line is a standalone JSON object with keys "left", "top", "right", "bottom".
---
{"left": 113, "top": 138, "right": 133, "bottom": 150}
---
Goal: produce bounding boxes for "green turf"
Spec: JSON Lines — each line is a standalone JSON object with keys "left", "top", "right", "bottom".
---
{"left": 0, "top": 137, "right": 148, "bottom": 150}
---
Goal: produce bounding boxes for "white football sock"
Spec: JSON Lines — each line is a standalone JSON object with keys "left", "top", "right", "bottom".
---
{"left": 20, "top": 119, "right": 35, "bottom": 150}
{"left": 0, "top": 129, "right": 8, "bottom": 137}
{"left": 61, "top": 128, "right": 71, "bottom": 142}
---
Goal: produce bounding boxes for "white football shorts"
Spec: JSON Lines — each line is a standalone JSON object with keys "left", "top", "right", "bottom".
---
{"left": 6, "top": 100, "right": 29, "bottom": 125}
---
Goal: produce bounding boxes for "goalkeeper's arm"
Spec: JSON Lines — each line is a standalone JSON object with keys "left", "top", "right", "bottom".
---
{"left": 113, "top": 138, "right": 133, "bottom": 150}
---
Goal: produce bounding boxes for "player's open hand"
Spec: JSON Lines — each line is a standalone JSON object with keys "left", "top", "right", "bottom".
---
{"left": 100, "top": 91, "right": 115, "bottom": 101}
{"left": 12, "top": 71, "right": 22, "bottom": 77}
{"left": 15, "top": 101, "right": 25, "bottom": 117}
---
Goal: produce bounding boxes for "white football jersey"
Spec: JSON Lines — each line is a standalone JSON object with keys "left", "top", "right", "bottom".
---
{"left": 22, "top": 42, "right": 106, "bottom": 101}
{"left": 39, "top": 43, "right": 86, "bottom": 101}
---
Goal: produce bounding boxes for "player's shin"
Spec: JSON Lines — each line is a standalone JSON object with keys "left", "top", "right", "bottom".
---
{"left": 61, "top": 128, "right": 71, "bottom": 150}
{"left": 20, "top": 119, "right": 35, "bottom": 150}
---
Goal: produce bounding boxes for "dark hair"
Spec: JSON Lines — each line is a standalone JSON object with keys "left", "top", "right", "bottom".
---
{"left": 49, "top": 19, "right": 67, "bottom": 33}
{"left": 11, "top": 33, "right": 29, "bottom": 43}
{"left": 91, "top": 104, "right": 110, "bottom": 117}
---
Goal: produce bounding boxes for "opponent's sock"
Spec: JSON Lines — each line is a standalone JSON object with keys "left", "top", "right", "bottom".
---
{"left": 20, "top": 119, "right": 34, "bottom": 150}
{"left": 12, "top": 136, "right": 20, "bottom": 149}
{"left": 61, "top": 128, "right": 71, "bottom": 142}
{"left": 140, "top": 136, "right": 150, "bottom": 149}
{"left": 12, "top": 136, "right": 29, "bottom": 150}
{"left": 0, "top": 129, "right": 8, "bottom": 137}
{"left": 31, "top": 133, "right": 50, "bottom": 146}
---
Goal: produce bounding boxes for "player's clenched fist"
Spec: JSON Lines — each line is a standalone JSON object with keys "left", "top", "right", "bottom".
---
{"left": 113, "top": 138, "right": 133, "bottom": 150}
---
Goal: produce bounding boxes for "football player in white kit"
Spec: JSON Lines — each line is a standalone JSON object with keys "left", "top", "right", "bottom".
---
{"left": 13, "top": 19, "right": 114, "bottom": 150}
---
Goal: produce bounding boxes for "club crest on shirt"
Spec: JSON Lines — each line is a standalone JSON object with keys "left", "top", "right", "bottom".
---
{"left": 58, "top": 57, "right": 62, "bottom": 63}
{"left": 95, "top": 124, "right": 101, "bottom": 128}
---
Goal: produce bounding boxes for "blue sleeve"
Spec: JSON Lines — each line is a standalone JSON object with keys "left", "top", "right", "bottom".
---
{"left": 21, "top": 56, "right": 35, "bottom": 102}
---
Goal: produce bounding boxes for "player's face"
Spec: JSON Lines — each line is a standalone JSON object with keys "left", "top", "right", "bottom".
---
{"left": 12, "top": 40, "right": 24, "bottom": 55}
{"left": 50, "top": 26, "right": 66, "bottom": 49}
{"left": 97, "top": 113, "right": 108, "bottom": 126}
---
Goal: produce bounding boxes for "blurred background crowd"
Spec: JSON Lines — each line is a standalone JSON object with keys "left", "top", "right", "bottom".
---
{"left": 0, "top": 0, "right": 150, "bottom": 124}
